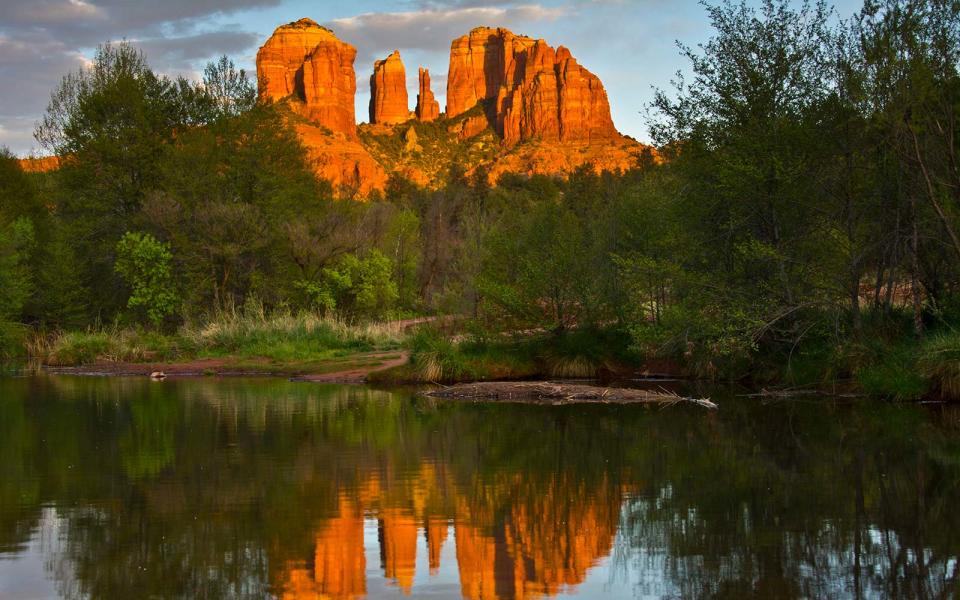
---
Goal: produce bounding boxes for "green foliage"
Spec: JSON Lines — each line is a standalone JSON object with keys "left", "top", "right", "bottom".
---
{"left": 857, "top": 345, "right": 929, "bottom": 401}
{"left": 300, "top": 250, "right": 399, "bottom": 320}
{"left": 0, "top": 217, "right": 35, "bottom": 321}
{"left": 202, "top": 55, "right": 256, "bottom": 119}
{"left": 478, "top": 195, "right": 605, "bottom": 333}
{"left": 114, "top": 232, "right": 178, "bottom": 327}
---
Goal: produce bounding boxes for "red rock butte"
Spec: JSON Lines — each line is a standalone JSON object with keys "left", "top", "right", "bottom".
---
{"left": 256, "top": 18, "right": 358, "bottom": 138}
{"left": 252, "top": 21, "right": 649, "bottom": 195}
{"left": 416, "top": 68, "right": 441, "bottom": 122}
{"left": 446, "top": 27, "right": 618, "bottom": 145}
{"left": 369, "top": 50, "right": 410, "bottom": 125}
{"left": 23, "top": 21, "right": 647, "bottom": 197}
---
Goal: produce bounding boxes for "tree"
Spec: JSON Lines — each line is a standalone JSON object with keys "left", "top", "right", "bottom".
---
{"left": 34, "top": 43, "right": 210, "bottom": 317}
{"left": 645, "top": 0, "right": 840, "bottom": 364}
{"left": 114, "top": 232, "right": 178, "bottom": 327}
{"left": 300, "top": 250, "right": 399, "bottom": 320}
{"left": 478, "top": 200, "right": 599, "bottom": 334}
{"left": 202, "top": 55, "right": 256, "bottom": 119}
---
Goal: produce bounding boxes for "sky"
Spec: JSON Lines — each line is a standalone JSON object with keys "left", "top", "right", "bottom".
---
{"left": 0, "top": 0, "right": 864, "bottom": 157}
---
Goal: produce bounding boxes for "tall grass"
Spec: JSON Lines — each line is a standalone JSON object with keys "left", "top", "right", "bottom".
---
{"left": 918, "top": 331, "right": 960, "bottom": 400}
{"left": 38, "top": 305, "right": 406, "bottom": 366}
{"left": 181, "top": 304, "right": 404, "bottom": 361}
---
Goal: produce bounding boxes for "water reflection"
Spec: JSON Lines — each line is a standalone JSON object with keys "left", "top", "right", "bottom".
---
{"left": 0, "top": 376, "right": 959, "bottom": 598}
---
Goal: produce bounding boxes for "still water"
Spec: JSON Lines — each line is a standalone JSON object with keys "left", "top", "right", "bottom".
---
{"left": 0, "top": 376, "right": 959, "bottom": 599}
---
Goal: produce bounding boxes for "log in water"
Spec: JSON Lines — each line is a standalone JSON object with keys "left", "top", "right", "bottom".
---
{"left": 423, "top": 381, "right": 717, "bottom": 409}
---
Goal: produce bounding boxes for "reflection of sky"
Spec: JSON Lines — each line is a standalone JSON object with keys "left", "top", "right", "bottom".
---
{"left": 1, "top": 510, "right": 638, "bottom": 599}
{"left": 0, "top": 508, "right": 63, "bottom": 600}
{"left": 1, "top": 0, "right": 866, "bottom": 155}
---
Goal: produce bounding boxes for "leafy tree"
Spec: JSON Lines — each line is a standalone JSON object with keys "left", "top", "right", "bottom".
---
{"left": 478, "top": 200, "right": 599, "bottom": 334}
{"left": 0, "top": 218, "right": 35, "bottom": 321}
{"left": 114, "top": 232, "right": 178, "bottom": 327}
{"left": 202, "top": 55, "right": 257, "bottom": 119}
{"left": 34, "top": 43, "right": 211, "bottom": 317}
{"left": 300, "top": 250, "right": 399, "bottom": 319}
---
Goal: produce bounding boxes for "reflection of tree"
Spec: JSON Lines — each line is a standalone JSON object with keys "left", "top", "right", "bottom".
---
{"left": 2, "top": 376, "right": 960, "bottom": 599}
{"left": 119, "top": 388, "right": 179, "bottom": 479}
{"left": 617, "top": 401, "right": 960, "bottom": 599}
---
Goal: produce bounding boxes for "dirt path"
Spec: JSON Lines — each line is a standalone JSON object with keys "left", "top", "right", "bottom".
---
{"left": 295, "top": 351, "right": 410, "bottom": 384}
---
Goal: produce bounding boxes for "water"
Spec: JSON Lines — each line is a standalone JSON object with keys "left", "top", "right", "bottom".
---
{"left": 0, "top": 376, "right": 958, "bottom": 599}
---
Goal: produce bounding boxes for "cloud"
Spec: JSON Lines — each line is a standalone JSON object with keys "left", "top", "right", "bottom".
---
{"left": 329, "top": 4, "right": 567, "bottom": 65}
{"left": 134, "top": 30, "right": 260, "bottom": 71}
{"left": 0, "top": 0, "right": 273, "bottom": 154}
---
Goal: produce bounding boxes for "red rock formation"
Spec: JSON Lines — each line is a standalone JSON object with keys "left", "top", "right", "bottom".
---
{"left": 17, "top": 156, "right": 60, "bottom": 173}
{"left": 295, "top": 123, "right": 387, "bottom": 197}
{"left": 415, "top": 68, "right": 440, "bottom": 122}
{"left": 446, "top": 27, "right": 618, "bottom": 145}
{"left": 257, "top": 18, "right": 357, "bottom": 138}
{"left": 369, "top": 51, "right": 410, "bottom": 125}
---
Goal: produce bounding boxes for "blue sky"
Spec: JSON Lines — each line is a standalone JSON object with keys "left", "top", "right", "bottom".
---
{"left": 0, "top": 0, "right": 864, "bottom": 156}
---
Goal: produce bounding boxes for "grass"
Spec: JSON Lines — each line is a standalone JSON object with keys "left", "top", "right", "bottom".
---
{"left": 37, "top": 305, "right": 406, "bottom": 370}
{"left": 370, "top": 326, "right": 637, "bottom": 384}
{"left": 918, "top": 331, "right": 960, "bottom": 400}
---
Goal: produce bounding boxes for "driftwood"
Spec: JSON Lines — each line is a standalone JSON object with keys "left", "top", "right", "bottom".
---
{"left": 423, "top": 381, "right": 717, "bottom": 410}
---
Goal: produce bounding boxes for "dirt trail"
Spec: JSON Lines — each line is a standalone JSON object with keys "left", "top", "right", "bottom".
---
{"left": 295, "top": 351, "right": 410, "bottom": 383}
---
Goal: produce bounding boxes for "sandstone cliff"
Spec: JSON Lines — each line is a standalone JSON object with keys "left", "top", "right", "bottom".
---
{"left": 415, "top": 68, "right": 440, "bottom": 122}
{"left": 369, "top": 50, "right": 410, "bottom": 125}
{"left": 256, "top": 18, "right": 358, "bottom": 138}
{"left": 18, "top": 156, "right": 60, "bottom": 173}
{"left": 446, "top": 27, "right": 618, "bottom": 145}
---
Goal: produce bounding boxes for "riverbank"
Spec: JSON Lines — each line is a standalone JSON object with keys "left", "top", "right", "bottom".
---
{"left": 41, "top": 351, "right": 409, "bottom": 382}
{"left": 12, "top": 307, "right": 960, "bottom": 402}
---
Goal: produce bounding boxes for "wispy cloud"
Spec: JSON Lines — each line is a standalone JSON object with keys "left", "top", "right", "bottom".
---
{"left": 329, "top": 4, "right": 567, "bottom": 63}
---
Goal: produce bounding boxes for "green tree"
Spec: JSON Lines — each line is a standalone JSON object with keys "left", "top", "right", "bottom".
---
{"left": 300, "top": 250, "right": 399, "bottom": 319}
{"left": 35, "top": 43, "right": 211, "bottom": 317}
{"left": 202, "top": 55, "right": 256, "bottom": 119}
{"left": 0, "top": 218, "right": 35, "bottom": 359}
{"left": 478, "top": 200, "right": 598, "bottom": 334}
{"left": 114, "top": 232, "right": 178, "bottom": 327}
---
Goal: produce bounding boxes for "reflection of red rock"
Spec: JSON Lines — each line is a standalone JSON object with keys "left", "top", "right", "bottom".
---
{"left": 455, "top": 520, "right": 500, "bottom": 600}
{"left": 425, "top": 517, "right": 448, "bottom": 574}
{"left": 369, "top": 51, "right": 410, "bottom": 125}
{"left": 446, "top": 27, "right": 618, "bottom": 145}
{"left": 275, "top": 465, "right": 623, "bottom": 600}
{"left": 379, "top": 509, "right": 418, "bottom": 594}
{"left": 281, "top": 497, "right": 366, "bottom": 600}
{"left": 452, "top": 475, "right": 621, "bottom": 600}
{"left": 256, "top": 18, "right": 358, "bottom": 138}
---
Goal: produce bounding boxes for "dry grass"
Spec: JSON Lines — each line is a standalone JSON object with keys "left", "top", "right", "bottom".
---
{"left": 37, "top": 304, "right": 408, "bottom": 366}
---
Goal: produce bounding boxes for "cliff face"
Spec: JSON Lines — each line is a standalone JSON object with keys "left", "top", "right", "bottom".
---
{"left": 369, "top": 50, "right": 410, "bottom": 125}
{"left": 446, "top": 27, "right": 618, "bottom": 145}
{"left": 257, "top": 19, "right": 386, "bottom": 194}
{"left": 415, "top": 68, "right": 440, "bottom": 122}
{"left": 256, "top": 18, "right": 357, "bottom": 138}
